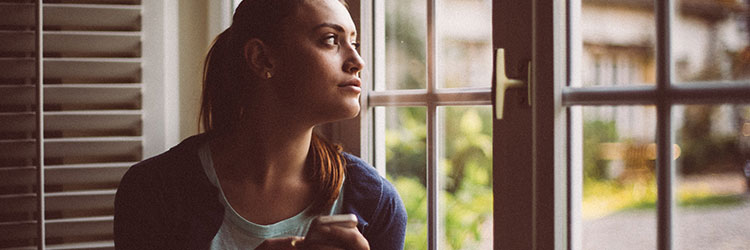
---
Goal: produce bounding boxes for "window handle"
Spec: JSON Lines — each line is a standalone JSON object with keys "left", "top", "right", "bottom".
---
{"left": 495, "top": 48, "right": 531, "bottom": 120}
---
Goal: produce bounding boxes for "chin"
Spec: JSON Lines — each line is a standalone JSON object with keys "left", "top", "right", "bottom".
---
{"left": 330, "top": 101, "right": 361, "bottom": 121}
{"left": 337, "top": 103, "right": 361, "bottom": 120}
{"left": 309, "top": 102, "right": 360, "bottom": 125}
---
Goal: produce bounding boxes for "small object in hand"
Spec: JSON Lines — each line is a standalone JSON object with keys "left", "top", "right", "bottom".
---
{"left": 305, "top": 214, "right": 358, "bottom": 243}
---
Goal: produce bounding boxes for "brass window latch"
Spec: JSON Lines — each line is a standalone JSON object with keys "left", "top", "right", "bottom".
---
{"left": 495, "top": 48, "right": 531, "bottom": 120}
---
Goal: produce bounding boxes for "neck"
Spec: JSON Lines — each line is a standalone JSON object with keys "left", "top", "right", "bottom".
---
{"left": 209, "top": 119, "right": 314, "bottom": 187}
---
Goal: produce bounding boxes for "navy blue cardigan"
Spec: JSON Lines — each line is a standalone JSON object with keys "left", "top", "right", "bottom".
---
{"left": 114, "top": 134, "right": 407, "bottom": 250}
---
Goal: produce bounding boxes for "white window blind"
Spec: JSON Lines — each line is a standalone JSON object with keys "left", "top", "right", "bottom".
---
{"left": 0, "top": 0, "right": 142, "bottom": 249}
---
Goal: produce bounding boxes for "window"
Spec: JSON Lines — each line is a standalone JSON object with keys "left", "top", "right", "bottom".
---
{"left": 348, "top": 0, "right": 495, "bottom": 249}
{"left": 568, "top": 0, "right": 750, "bottom": 249}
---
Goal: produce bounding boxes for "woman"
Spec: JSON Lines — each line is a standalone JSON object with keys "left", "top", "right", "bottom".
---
{"left": 113, "top": 0, "right": 407, "bottom": 249}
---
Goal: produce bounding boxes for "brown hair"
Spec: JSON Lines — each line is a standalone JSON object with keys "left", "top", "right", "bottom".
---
{"left": 200, "top": 0, "right": 348, "bottom": 214}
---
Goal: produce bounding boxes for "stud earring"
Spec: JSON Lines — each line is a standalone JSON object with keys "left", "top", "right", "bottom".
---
{"left": 265, "top": 71, "right": 272, "bottom": 79}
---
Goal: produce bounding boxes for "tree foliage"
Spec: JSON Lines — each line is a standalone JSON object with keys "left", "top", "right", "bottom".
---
{"left": 386, "top": 107, "right": 492, "bottom": 250}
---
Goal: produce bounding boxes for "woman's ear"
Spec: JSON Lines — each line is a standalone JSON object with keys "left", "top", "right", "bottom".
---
{"left": 242, "top": 39, "right": 275, "bottom": 79}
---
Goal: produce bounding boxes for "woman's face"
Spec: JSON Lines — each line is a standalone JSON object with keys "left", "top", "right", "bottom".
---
{"left": 268, "top": 0, "right": 364, "bottom": 126}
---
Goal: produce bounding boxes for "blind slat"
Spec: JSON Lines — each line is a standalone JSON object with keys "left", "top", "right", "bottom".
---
{"left": 45, "top": 58, "right": 141, "bottom": 82}
{"left": 0, "top": 84, "right": 141, "bottom": 106}
{"left": 0, "top": 163, "right": 131, "bottom": 187}
{"left": 6, "top": 240, "right": 116, "bottom": 250}
{"left": 0, "top": 221, "right": 36, "bottom": 242}
{"left": 0, "top": 3, "right": 140, "bottom": 30}
{"left": 46, "top": 216, "right": 113, "bottom": 238}
{"left": 0, "top": 3, "right": 34, "bottom": 27}
{"left": 0, "top": 137, "right": 142, "bottom": 159}
{"left": 0, "top": 190, "right": 115, "bottom": 214}
{"left": 0, "top": 193, "right": 36, "bottom": 214}
{"left": 0, "top": 217, "right": 113, "bottom": 242}
{"left": 44, "top": 4, "right": 140, "bottom": 31}
{"left": 0, "top": 30, "right": 141, "bottom": 56}
{"left": 0, "top": 58, "right": 141, "bottom": 81}
{"left": 45, "top": 84, "right": 141, "bottom": 105}
{"left": 0, "top": 111, "right": 141, "bottom": 134}
{"left": 46, "top": 241, "right": 114, "bottom": 250}
{"left": 0, "top": 57, "right": 35, "bottom": 79}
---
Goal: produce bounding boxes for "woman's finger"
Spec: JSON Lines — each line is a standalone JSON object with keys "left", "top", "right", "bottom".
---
{"left": 256, "top": 236, "right": 305, "bottom": 250}
{"left": 306, "top": 225, "right": 369, "bottom": 250}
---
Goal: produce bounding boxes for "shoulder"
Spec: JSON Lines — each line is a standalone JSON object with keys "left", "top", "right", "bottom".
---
{"left": 116, "top": 133, "right": 213, "bottom": 209}
{"left": 120, "top": 134, "right": 206, "bottom": 185}
{"left": 114, "top": 134, "right": 222, "bottom": 249}
{"left": 341, "top": 152, "right": 398, "bottom": 201}
{"left": 342, "top": 152, "right": 382, "bottom": 186}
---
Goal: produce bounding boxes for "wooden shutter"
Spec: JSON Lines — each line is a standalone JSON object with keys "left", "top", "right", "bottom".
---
{"left": 0, "top": 0, "right": 142, "bottom": 249}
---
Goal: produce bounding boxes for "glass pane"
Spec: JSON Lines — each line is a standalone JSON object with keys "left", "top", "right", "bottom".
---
{"left": 575, "top": 1, "right": 656, "bottom": 87}
{"left": 673, "top": 1, "right": 750, "bottom": 84}
{"left": 384, "top": 107, "right": 427, "bottom": 249}
{"left": 577, "top": 106, "right": 657, "bottom": 249}
{"left": 386, "top": 0, "right": 427, "bottom": 90}
{"left": 438, "top": 106, "right": 493, "bottom": 249}
{"left": 437, "top": 0, "right": 492, "bottom": 88}
{"left": 674, "top": 104, "right": 750, "bottom": 249}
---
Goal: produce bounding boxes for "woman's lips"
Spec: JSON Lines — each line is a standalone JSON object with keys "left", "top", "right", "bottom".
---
{"left": 338, "top": 78, "right": 361, "bottom": 88}
{"left": 338, "top": 79, "right": 362, "bottom": 94}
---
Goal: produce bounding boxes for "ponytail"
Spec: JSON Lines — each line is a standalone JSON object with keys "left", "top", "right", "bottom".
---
{"left": 200, "top": 29, "right": 244, "bottom": 133}
{"left": 308, "top": 134, "right": 347, "bottom": 214}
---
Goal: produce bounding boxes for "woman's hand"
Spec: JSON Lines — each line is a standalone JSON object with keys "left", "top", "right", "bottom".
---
{"left": 301, "top": 224, "right": 370, "bottom": 250}
{"left": 255, "top": 225, "right": 369, "bottom": 250}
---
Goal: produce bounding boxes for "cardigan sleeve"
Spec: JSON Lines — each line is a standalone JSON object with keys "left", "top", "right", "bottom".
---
{"left": 365, "top": 175, "right": 408, "bottom": 250}
{"left": 114, "top": 162, "right": 170, "bottom": 250}
{"left": 341, "top": 152, "right": 408, "bottom": 250}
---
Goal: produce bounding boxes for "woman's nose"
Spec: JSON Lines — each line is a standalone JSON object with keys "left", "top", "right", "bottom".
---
{"left": 343, "top": 49, "right": 365, "bottom": 75}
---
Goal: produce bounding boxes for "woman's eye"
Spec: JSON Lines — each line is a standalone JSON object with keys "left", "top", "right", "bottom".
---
{"left": 323, "top": 35, "right": 337, "bottom": 46}
{"left": 351, "top": 42, "right": 360, "bottom": 50}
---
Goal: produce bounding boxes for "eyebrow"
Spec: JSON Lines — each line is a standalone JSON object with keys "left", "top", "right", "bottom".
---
{"left": 314, "top": 22, "right": 357, "bottom": 37}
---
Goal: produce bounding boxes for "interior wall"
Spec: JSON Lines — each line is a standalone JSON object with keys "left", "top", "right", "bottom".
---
{"left": 178, "top": 1, "right": 211, "bottom": 139}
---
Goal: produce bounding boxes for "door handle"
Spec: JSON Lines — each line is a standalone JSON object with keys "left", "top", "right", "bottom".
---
{"left": 495, "top": 48, "right": 531, "bottom": 120}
